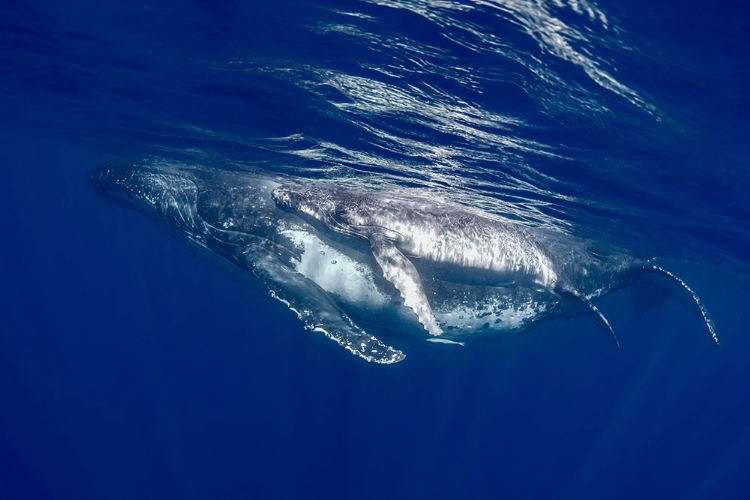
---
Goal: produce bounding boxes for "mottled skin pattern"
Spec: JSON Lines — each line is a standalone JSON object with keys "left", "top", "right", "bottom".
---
{"left": 272, "top": 184, "right": 570, "bottom": 337}
{"left": 272, "top": 185, "right": 559, "bottom": 287}
{"left": 90, "top": 163, "right": 719, "bottom": 363}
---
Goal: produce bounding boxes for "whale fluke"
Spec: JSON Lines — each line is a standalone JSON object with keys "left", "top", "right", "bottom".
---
{"left": 631, "top": 281, "right": 668, "bottom": 315}
{"left": 629, "top": 265, "right": 720, "bottom": 345}
{"left": 561, "top": 289, "right": 621, "bottom": 347}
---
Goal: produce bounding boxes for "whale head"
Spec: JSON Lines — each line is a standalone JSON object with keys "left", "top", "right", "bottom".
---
{"left": 89, "top": 163, "right": 200, "bottom": 230}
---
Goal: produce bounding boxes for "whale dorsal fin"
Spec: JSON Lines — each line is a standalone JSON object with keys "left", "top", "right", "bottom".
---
{"left": 560, "top": 289, "right": 620, "bottom": 347}
{"left": 367, "top": 231, "right": 443, "bottom": 336}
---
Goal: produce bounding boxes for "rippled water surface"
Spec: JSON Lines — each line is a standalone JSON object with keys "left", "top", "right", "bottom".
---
{"left": 1, "top": 0, "right": 749, "bottom": 498}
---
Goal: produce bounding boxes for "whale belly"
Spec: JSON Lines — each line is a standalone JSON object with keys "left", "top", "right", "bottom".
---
{"left": 425, "top": 281, "right": 558, "bottom": 339}
{"left": 279, "top": 225, "right": 390, "bottom": 310}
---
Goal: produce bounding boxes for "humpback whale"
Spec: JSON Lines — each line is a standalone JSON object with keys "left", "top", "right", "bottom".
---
{"left": 90, "top": 162, "right": 719, "bottom": 363}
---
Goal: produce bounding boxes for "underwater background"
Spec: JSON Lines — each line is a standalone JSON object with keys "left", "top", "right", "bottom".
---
{"left": 1, "top": 0, "right": 749, "bottom": 498}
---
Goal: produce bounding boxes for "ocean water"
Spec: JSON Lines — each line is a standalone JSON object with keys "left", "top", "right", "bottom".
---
{"left": 1, "top": 0, "right": 749, "bottom": 498}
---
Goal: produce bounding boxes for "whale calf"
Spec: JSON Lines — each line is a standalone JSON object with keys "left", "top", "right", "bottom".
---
{"left": 90, "top": 162, "right": 718, "bottom": 363}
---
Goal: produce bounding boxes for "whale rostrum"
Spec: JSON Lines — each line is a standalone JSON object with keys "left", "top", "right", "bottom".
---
{"left": 90, "top": 162, "right": 719, "bottom": 363}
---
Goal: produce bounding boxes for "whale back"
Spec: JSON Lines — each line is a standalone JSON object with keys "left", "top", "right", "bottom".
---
{"left": 274, "top": 183, "right": 561, "bottom": 288}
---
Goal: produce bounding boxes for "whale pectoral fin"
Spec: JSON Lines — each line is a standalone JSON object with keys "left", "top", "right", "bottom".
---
{"left": 629, "top": 265, "right": 719, "bottom": 345}
{"left": 368, "top": 232, "right": 442, "bottom": 336}
{"left": 239, "top": 241, "right": 405, "bottom": 364}
{"left": 560, "top": 289, "right": 620, "bottom": 347}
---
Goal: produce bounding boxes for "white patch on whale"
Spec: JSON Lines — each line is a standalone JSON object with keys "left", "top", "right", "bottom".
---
{"left": 435, "top": 299, "right": 546, "bottom": 332}
{"left": 279, "top": 226, "right": 389, "bottom": 308}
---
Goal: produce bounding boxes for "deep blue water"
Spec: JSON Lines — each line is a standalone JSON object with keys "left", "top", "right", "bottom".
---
{"left": 1, "top": 0, "right": 749, "bottom": 498}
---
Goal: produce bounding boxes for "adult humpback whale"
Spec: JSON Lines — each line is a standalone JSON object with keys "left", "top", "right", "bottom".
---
{"left": 90, "top": 162, "right": 718, "bottom": 363}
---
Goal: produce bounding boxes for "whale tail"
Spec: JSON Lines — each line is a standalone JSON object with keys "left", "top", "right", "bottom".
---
{"left": 560, "top": 265, "right": 719, "bottom": 347}
{"left": 627, "top": 265, "right": 719, "bottom": 345}
{"left": 560, "top": 288, "right": 620, "bottom": 347}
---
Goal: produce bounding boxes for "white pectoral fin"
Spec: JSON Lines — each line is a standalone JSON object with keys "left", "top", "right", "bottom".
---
{"left": 239, "top": 239, "right": 405, "bottom": 364}
{"left": 368, "top": 232, "right": 442, "bottom": 336}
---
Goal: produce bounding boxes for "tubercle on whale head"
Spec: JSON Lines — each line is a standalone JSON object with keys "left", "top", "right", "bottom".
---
{"left": 271, "top": 186, "right": 296, "bottom": 210}
{"left": 89, "top": 163, "right": 164, "bottom": 210}
{"left": 89, "top": 163, "right": 198, "bottom": 226}
{"left": 271, "top": 185, "right": 333, "bottom": 222}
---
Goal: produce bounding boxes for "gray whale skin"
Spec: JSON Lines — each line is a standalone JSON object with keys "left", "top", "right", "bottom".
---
{"left": 90, "top": 162, "right": 719, "bottom": 364}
